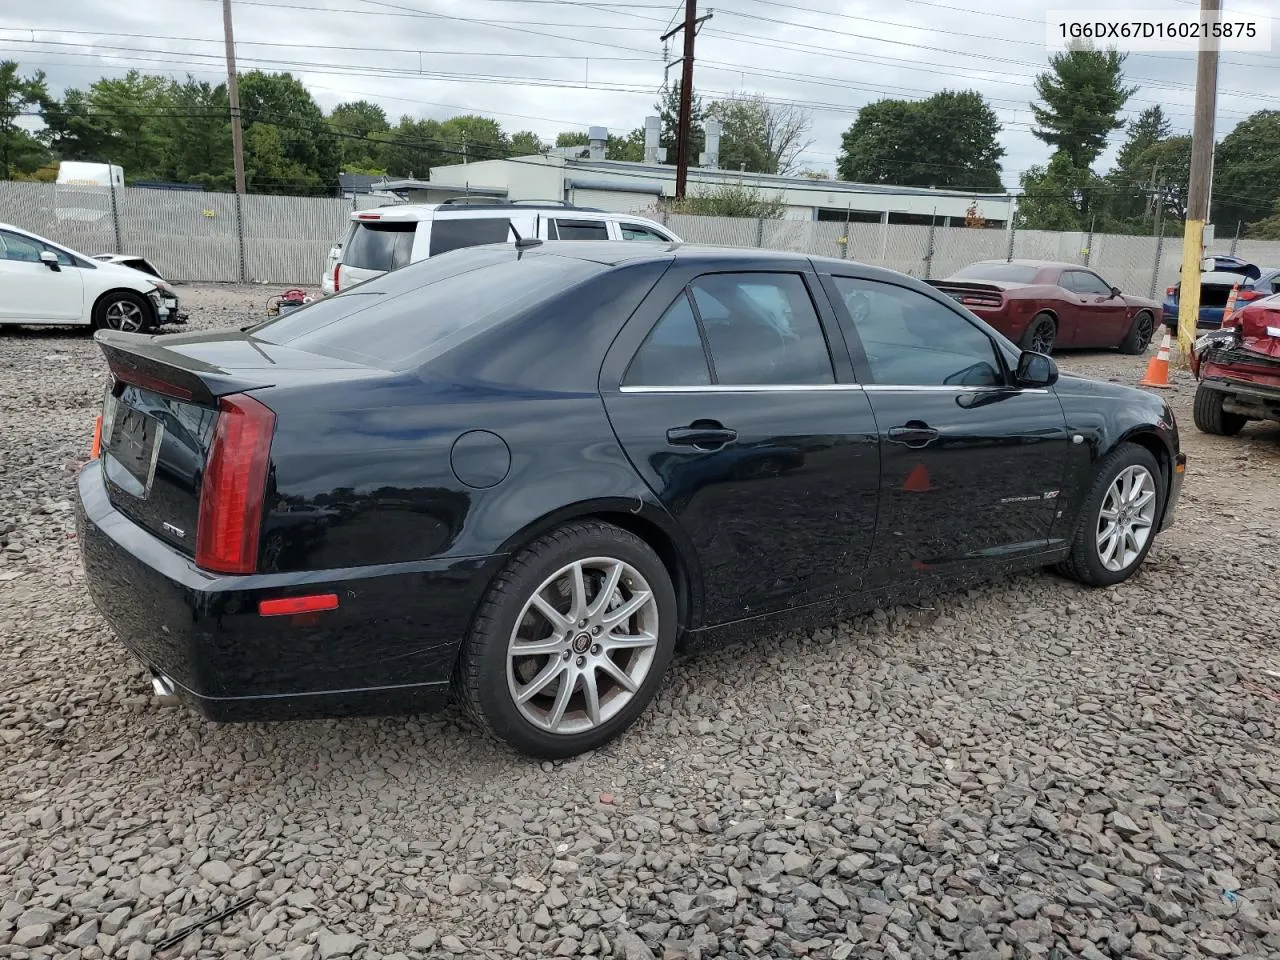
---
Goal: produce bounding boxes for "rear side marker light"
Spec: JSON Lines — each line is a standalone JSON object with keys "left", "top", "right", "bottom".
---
{"left": 196, "top": 393, "right": 276, "bottom": 575}
{"left": 91, "top": 415, "right": 102, "bottom": 458}
{"left": 259, "top": 594, "right": 339, "bottom": 617}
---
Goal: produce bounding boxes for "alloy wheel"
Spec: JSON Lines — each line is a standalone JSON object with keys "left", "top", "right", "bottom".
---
{"left": 1135, "top": 313, "right": 1154, "bottom": 351}
{"left": 104, "top": 299, "right": 145, "bottom": 332}
{"left": 506, "top": 557, "right": 660, "bottom": 735}
{"left": 1031, "top": 321, "right": 1055, "bottom": 355}
{"left": 1095, "top": 465, "right": 1157, "bottom": 572}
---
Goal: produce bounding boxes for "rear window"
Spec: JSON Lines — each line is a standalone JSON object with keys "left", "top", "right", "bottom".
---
{"left": 952, "top": 263, "right": 1038, "bottom": 283}
{"left": 429, "top": 217, "right": 512, "bottom": 257}
{"left": 251, "top": 248, "right": 604, "bottom": 370}
{"left": 1201, "top": 271, "right": 1252, "bottom": 285}
{"left": 343, "top": 221, "right": 416, "bottom": 272}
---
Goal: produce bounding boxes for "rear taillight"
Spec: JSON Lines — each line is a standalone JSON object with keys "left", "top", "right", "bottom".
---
{"left": 1166, "top": 286, "right": 1177, "bottom": 297}
{"left": 1237, "top": 288, "right": 1263, "bottom": 302}
{"left": 196, "top": 393, "right": 275, "bottom": 574}
{"left": 333, "top": 262, "right": 341, "bottom": 293}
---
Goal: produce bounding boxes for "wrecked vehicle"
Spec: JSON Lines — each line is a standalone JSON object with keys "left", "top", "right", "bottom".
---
{"left": 1191, "top": 291, "right": 1280, "bottom": 435}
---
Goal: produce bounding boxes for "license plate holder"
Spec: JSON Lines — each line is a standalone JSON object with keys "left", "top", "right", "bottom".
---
{"left": 106, "top": 406, "right": 166, "bottom": 494}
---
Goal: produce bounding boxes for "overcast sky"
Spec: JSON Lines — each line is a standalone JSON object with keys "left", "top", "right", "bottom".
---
{"left": 2, "top": 0, "right": 1277, "bottom": 187}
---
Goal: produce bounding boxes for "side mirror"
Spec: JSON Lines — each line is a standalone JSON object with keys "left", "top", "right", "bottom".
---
{"left": 1110, "top": 286, "right": 1122, "bottom": 298}
{"left": 1016, "top": 350, "right": 1058, "bottom": 388}
{"left": 39, "top": 250, "right": 61, "bottom": 271}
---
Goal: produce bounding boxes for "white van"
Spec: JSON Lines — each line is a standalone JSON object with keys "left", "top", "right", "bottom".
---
{"left": 326, "top": 201, "right": 679, "bottom": 292}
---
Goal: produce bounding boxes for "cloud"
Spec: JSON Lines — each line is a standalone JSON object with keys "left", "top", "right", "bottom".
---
{"left": 3, "top": 0, "right": 1277, "bottom": 187}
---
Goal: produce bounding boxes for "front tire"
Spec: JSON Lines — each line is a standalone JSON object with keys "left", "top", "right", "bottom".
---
{"left": 92, "top": 291, "right": 153, "bottom": 333}
{"left": 1119, "top": 310, "right": 1155, "bottom": 355}
{"left": 455, "top": 521, "right": 677, "bottom": 758}
{"left": 1058, "top": 443, "right": 1163, "bottom": 587}
{"left": 1020, "top": 312, "right": 1057, "bottom": 355}
{"left": 1192, "top": 384, "right": 1247, "bottom": 436}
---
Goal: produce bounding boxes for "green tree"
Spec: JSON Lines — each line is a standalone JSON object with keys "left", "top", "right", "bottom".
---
{"left": 655, "top": 82, "right": 704, "bottom": 163}
{"left": 706, "top": 95, "right": 813, "bottom": 175}
{"left": 509, "top": 130, "right": 545, "bottom": 156}
{"left": 238, "top": 71, "right": 339, "bottom": 193}
{"left": 1017, "top": 153, "right": 1106, "bottom": 230}
{"left": 381, "top": 116, "right": 443, "bottom": 177}
{"left": 329, "top": 100, "right": 389, "bottom": 171}
{"left": 837, "top": 90, "right": 1004, "bottom": 190}
{"left": 1115, "top": 105, "right": 1171, "bottom": 174}
{"left": 164, "top": 79, "right": 232, "bottom": 189}
{"left": 1213, "top": 109, "right": 1280, "bottom": 235}
{"left": 668, "top": 183, "right": 785, "bottom": 218}
{"left": 43, "top": 71, "right": 173, "bottom": 179}
{"left": 0, "top": 61, "right": 52, "bottom": 178}
{"left": 1031, "top": 45, "right": 1137, "bottom": 170}
{"left": 1102, "top": 105, "right": 1173, "bottom": 228}
{"left": 1246, "top": 198, "right": 1280, "bottom": 240}
{"left": 438, "top": 115, "right": 509, "bottom": 163}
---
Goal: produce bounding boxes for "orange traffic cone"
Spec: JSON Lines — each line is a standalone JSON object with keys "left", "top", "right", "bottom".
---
{"left": 1139, "top": 331, "right": 1174, "bottom": 389}
{"left": 1224, "top": 282, "right": 1240, "bottom": 321}
{"left": 903, "top": 463, "right": 934, "bottom": 492}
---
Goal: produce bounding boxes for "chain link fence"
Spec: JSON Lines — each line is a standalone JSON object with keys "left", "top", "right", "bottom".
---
{"left": 3, "top": 181, "right": 1279, "bottom": 289}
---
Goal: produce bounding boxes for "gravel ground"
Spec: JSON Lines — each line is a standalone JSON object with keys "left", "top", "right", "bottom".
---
{"left": 2, "top": 284, "right": 1280, "bottom": 960}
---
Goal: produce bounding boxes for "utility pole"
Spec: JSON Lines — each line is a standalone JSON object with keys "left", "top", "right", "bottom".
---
{"left": 661, "top": 1, "right": 712, "bottom": 199}
{"left": 1175, "top": 0, "right": 1221, "bottom": 364}
{"left": 222, "top": 0, "right": 247, "bottom": 195}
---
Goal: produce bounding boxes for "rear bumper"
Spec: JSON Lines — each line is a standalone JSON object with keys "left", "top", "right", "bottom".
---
{"left": 75, "top": 459, "right": 499, "bottom": 721}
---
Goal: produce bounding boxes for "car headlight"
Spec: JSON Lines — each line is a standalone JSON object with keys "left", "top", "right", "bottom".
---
{"left": 152, "top": 279, "right": 176, "bottom": 296}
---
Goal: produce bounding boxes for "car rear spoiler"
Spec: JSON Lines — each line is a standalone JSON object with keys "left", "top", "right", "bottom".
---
{"left": 925, "top": 280, "right": 1004, "bottom": 294}
{"left": 94, "top": 329, "right": 273, "bottom": 406}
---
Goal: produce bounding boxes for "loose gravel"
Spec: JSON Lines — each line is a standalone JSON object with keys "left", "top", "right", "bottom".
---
{"left": 2, "top": 284, "right": 1280, "bottom": 960}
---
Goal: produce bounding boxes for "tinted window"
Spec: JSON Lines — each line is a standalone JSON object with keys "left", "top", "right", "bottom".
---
{"left": 343, "top": 222, "right": 416, "bottom": 272}
{"left": 428, "top": 217, "right": 512, "bottom": 257}
{"left": 690, "top": 273, "right": 834, "bottom": 385}
{"left": 1068, "top": 271, "right": 1112, "bottom": 296}
{"left": 554, "top": 219, "right": 609, "bottom": 241}
{"left": 253, "top": 249, "right": 604, "bottom": 370}
{"left": 620, "top": 223, "right": 668, "bottom": 241}
{"left": 953, "top": 262, "right": 1038, "bottom": 283}
{"left": 624, "top": 293, "right": 710, "bottom": 387}
{"left": 0, "top": 230, "right": 43, "bottom": 263}
{"left": 833, "top": 276, "right": 1004, "bottom": 387}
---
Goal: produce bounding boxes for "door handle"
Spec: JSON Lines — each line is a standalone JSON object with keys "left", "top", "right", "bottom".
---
{"left": 667, "top": 422, "right": 737, "bottom": 450}
{"left": 887, "top": 421, "right": 939, "bottom": 448}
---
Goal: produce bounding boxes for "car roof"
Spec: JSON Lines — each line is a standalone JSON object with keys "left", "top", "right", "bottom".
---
{"left": 348, "top": 203, "right": 663, "bottom": 224}
{"left": 515, "top": 241, "right": 841, "bottom": 268}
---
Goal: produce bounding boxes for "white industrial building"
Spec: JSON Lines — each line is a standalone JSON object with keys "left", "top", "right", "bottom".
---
{"left": 417, "top": 121, "right": 1014, "bottom": 228}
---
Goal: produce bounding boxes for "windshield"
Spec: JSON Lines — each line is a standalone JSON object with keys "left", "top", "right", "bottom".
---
{"left": 952, "top": 263, "right": 1039, "bottom": 283}
{"left": 252, "top": 248, "right": 605, "bottom": 370}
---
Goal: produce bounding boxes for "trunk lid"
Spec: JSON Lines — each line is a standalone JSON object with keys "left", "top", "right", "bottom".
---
{"left": 94, "top": 329, "right": 378, "bottom": 555}
{"left": 926, "top": 279, "right": 1013, "bottom": 310}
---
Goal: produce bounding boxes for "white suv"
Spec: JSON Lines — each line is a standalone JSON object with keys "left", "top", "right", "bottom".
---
{"left": 325, "top": 201, "right": 679, "bottom": 293}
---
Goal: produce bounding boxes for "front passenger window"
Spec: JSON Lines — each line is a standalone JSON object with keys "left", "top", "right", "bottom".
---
{"left": 833, "top": 277, "right": 1005, "bottom": 387}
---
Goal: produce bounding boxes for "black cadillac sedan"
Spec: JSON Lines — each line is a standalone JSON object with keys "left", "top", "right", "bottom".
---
{"left": 77, "top": 242, "right": 1186, "bottom": 757}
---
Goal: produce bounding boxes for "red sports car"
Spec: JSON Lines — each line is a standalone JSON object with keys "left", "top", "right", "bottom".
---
{"left": 928, "top": 260, "right": 1162, "bottom": 355}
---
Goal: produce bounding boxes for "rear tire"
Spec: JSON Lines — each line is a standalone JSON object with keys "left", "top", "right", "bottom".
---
{"left": 1119, "top": 310, "right": 1155, "bottom": 355}
{"left": 1057, "top": 443, "right": 1163, "bottom": 587}
{"left": 1020, "top": 313, "right": 1057, "bottom": 355}
{"left": 1193, "top": 384, "right": 1247, "bottom": 436}
{"left": 92, "top": 291, "right": 153, "bottom": 333}
{"left": 454, "top": 521, "right": 678, "bottom": 758}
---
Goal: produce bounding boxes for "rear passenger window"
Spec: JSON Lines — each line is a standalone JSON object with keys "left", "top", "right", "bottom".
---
{"left": 624, "top": 293, "right": 711, "bottom": 387}
{"left": 428, "top": 218, "right": 512, "bottom": 257}
{"left": 691, "top": 273, "right": 834, "bottom": 385}
{"left": 620, "top": 223, "right": 668, "bottom": 241}
{"left": 553, "top": 219, "right": 609, "bottom": 241}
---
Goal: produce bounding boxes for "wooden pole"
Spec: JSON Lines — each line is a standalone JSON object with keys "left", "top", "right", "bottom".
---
{"left": 1175, "top": 0, "right": 1221, "bottom": 364}
{"left": 223, "top": 0, "right": 247, "bottom": 195}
